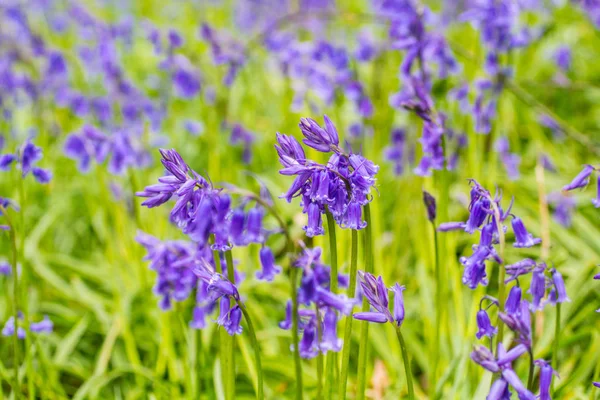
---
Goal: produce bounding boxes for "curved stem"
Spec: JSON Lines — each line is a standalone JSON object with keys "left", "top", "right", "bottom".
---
{"left": 432, "top": 222, "right": 440, "bottom": 398}
{"left": 289, "top": 266, "right": 303, "bottom": 400}
{"left": 4, "top": 210, "right": 21, "bottom": 400}
{"left": 315, "top": 305, "right": 324, "bottom": 399}
{"left": 356, "top": 204, "right": 373, "bottom": 400}
{"left": 396, "top": 328, "right": 415, "bottom": 400}
{"left": 527, "top": 349, "right": 535, "bottom": 390}
{"left": 324, "top": 211, "right": 338, "bottom": 400}
{"left": 17, "top": 176, "right": 33, "bottom": 400}
{"left": 224, "top": 250, "right": 236, "bottom": 399}
{"left": 339, "top": 229, "right": 358, "bottom": 398}
{"left": 236, "top": 301, "right": 264, "bottom": 399}
{"left": 552, "top": 303, "right": 561, "bottom": 393}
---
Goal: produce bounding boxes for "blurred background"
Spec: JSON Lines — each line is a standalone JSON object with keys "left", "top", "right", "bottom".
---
{"left": 1, "top": 0, "right": 600, "bottom": 398}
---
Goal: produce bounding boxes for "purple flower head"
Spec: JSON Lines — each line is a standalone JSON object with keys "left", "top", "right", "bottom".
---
{"left": 554, "top": 47, "right": 571, "bottom": 72}
{"left": 30, "top": 315, "right": 53, "bottom": 334}
{"left": 224, "top": 305, "right": 243, "bottom": 336}
{"left": 319, "top": 309, "right": 342, "bottom": 353}
{"left": 422, "top": 190, "right": 437, "bottom": 221}
{"left": 275, "top": 133, "right": 306, "bottom": 167}
{"left": 354, "top": 272, "right": 406, "bottom": 326}
{"left": 2, "top": 317, "right": 25, "bottom": 339}
{"left": 476, "top": 309, "right": 497, "bottom": 339}
{"left": 256, "top": 246, "right": 282, "bottom": 282}
{"left": 563, "top": 165, "right": 595, "bottom": 191}
{"left": 298, "top": 318, "right": 319, "bottom": 359}
{"left": 529, "top": 264, "right": 547, "bottom": 311}
{"left": 499, "top": 300, "right": 531, "bottom": 347}
{"left": 547, "top": 192, "right": 576, "bottom": 227}
{"left": 550, "top": 268, "right": 570, "bottom": 304}
{"left": 391, "top": 283, "right": 406, "bottom": 327}
{"left": 304, "top": 202, "right": 325, "bottom": 237}
{"left": 172, "top": 55, "right": 201, "bottom": 99}
{"left": 298, "top": 115, "right": 339, "bottom": 153}
{"left": 20, "top": 140, "right": 42, "bottom": 176}
{"left": 0, "top": 154, "right": 16, "bottom": 171}
{"left": 535, "top": 359, "right": 558, "bottom": 400}
{"left": 511, "top": 217, "right": 541, "bottom": 248}
{"left": 505, "top": 286, "right": 522, "bottom": 314}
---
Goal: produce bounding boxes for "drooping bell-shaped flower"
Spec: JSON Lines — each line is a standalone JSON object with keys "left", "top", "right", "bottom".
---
{"left": 505, "top": 286, "right": 522, "bottom": 315}
{"left": 529, "top": 265, "right": 546, "bottom": 311}
{"left": 391, "top": 283, "right": 406, "bottom": 327}
{"left": 535, "top": 359, "right": 557, "bottom": 400}
{"left": 476, "top": 309, "right": 497, "bottom": 339}
{"left": 304, "top": 202, "right": 325, "bottom": 237}
{"left": 256, "top": 246, "right": 282, "bottom": 282}
{"left": 550, "top": 268, "right": 570, "bottom": 304}
{"left": 562, "top": 164, "right": 594, "bottom": 191}
{"left": 319, "top": 309, "right": 342, "bottom": 353}
{"left": 511, "top": 217, "right": 541, "bottom": 248}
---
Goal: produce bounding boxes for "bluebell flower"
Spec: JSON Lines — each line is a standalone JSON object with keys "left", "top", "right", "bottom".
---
{"left": 476, "top": 309, "right": 497, "bottom": 339}
{"left": 256, "top": 246, "right": 281, "bottom": 282}
{"left": 562, "top": 165, "right": 594, "bottom": 191}
{"left": 535, "top": 359, "right": 558, "bottom": 400}
{"left": 511, "top": 217, "right": 541, "bottom": 248}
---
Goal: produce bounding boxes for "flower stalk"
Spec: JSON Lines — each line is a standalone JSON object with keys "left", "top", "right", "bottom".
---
{"left": 324, "top": 211, "right": 338, "bottom": 399}
{"left": 339, "top": 229, "right": 358, "bottom": 398}
{"left": 396, "top": 328, "right": 415, "bottom": 400}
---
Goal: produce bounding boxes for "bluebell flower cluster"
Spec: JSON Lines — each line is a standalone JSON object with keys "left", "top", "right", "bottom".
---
{"left": 266, "top": 37, "right": 373, "bottom": 118}
{"left": 2, "top": 313, "right": 53, "bottom": 339}
{"left": 353, "top": 271, "right": 406, "bottom": 327}
{"left": 0, "top": 139, "right": 52, "bottom": 183}
{"left": 438, "top": 179, "right": 542, "bottom": 289}
{"left": 137, "top": 148, "right": 284, "bottom": 332}
{"left": 276, "top": 115, "right": 379, "bottom": 236}
{"left": 494, "top": 137, "right": 521, "bottom": 180}
{"left": 279, "top": 245, "right": 353, "bottom": 358}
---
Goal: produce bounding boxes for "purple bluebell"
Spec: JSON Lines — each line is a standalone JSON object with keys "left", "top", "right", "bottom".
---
{"left": 383, "top": 128, "right": 407, "bottom": 176}
{"left": 535, "top": 359, "right": 557, "bottom": 400}
{"left": 476, "top": 309, "right": 497, "bottom": 339}
{"left": 563, "top": 165, "right": 595, "bottom": 191}
{"left": 320, "top": 309, "right": 342, "bottom": 353}
{"left": 0, "top": 261, "right": 10, "bottom": 275}
{"left": 494, "top": 137, "right": 520, "bottom": 180}
{"left": 549, "top": 268, "right": 570, "bottom": 304}
{"left": 30, "top": 316, "right": 53, "bottom": 334}
{"left": 423, "top": 190, "right": 437, "bottom": 221}
{"left": 547, "top": 192, "right": 576, "bottom": 227}
{"left": 172, "top": 55, "right": 201, "bottom": 99}
{"left": 353, "top": 272, "right": 406, "bottom": 327}
{"left": 2, "top": 317, "right": 25, "bottom": 339}
{"left": 276, "top": 118, "right": 378, "bottom": 235}
{"left": 554, "top": 47, "right": 571, "bottom": 72}
{"left": 529, "top": 264, "right": 547, "bottom": 311}
{"left": 505, "top": 286, "right": 522, "bottom": 314}
{"left": 472, "top": 343, "right": 534, "bottom": 399}
{"left": 511, "top": 217, "right": 541, "bottom": 248}
{"left": 256, "top": 246, "right": 281, "bottom": 282}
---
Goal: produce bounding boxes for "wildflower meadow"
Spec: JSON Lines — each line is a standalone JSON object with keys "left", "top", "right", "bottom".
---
{"left": 2, "top": 0, "right": 600, "bottom": 398}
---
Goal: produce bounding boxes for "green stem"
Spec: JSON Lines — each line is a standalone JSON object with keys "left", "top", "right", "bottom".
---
{"left": 527, "top": 349, "right": 535, "bottom": 391}
{"left": 224, "top": 250, "right": 236, "bottom": 400}
{"left": 356, "top": 204, "right": 373, "bottom": 400}
{"left": 396, "top": 328, "right": 415, "bottom": 400}
{"left": 325, "top": 211, "right": 338, "bottom": 400}
{"left": 237, "top": 301, "right": 264, "bottom": 399}
{"left": 339, "top": 229, "right": 358, "bottom": 398}
{"left": 432, "top": 222, "right": 440, "bottom": 398}
{"left": 18, "top": 175, "right": 33, "bottom": 400}
{"left": 552, "top": 303, "right": 561, "bottom": 393}
{"left": 289, "top": 266, "right": 303, "bottom": 400}
{"left": 316, "top": 305, "right": 324, "bottom": 399}
{"left": 5, "top": 211, "right": 21, "bottom": 399}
